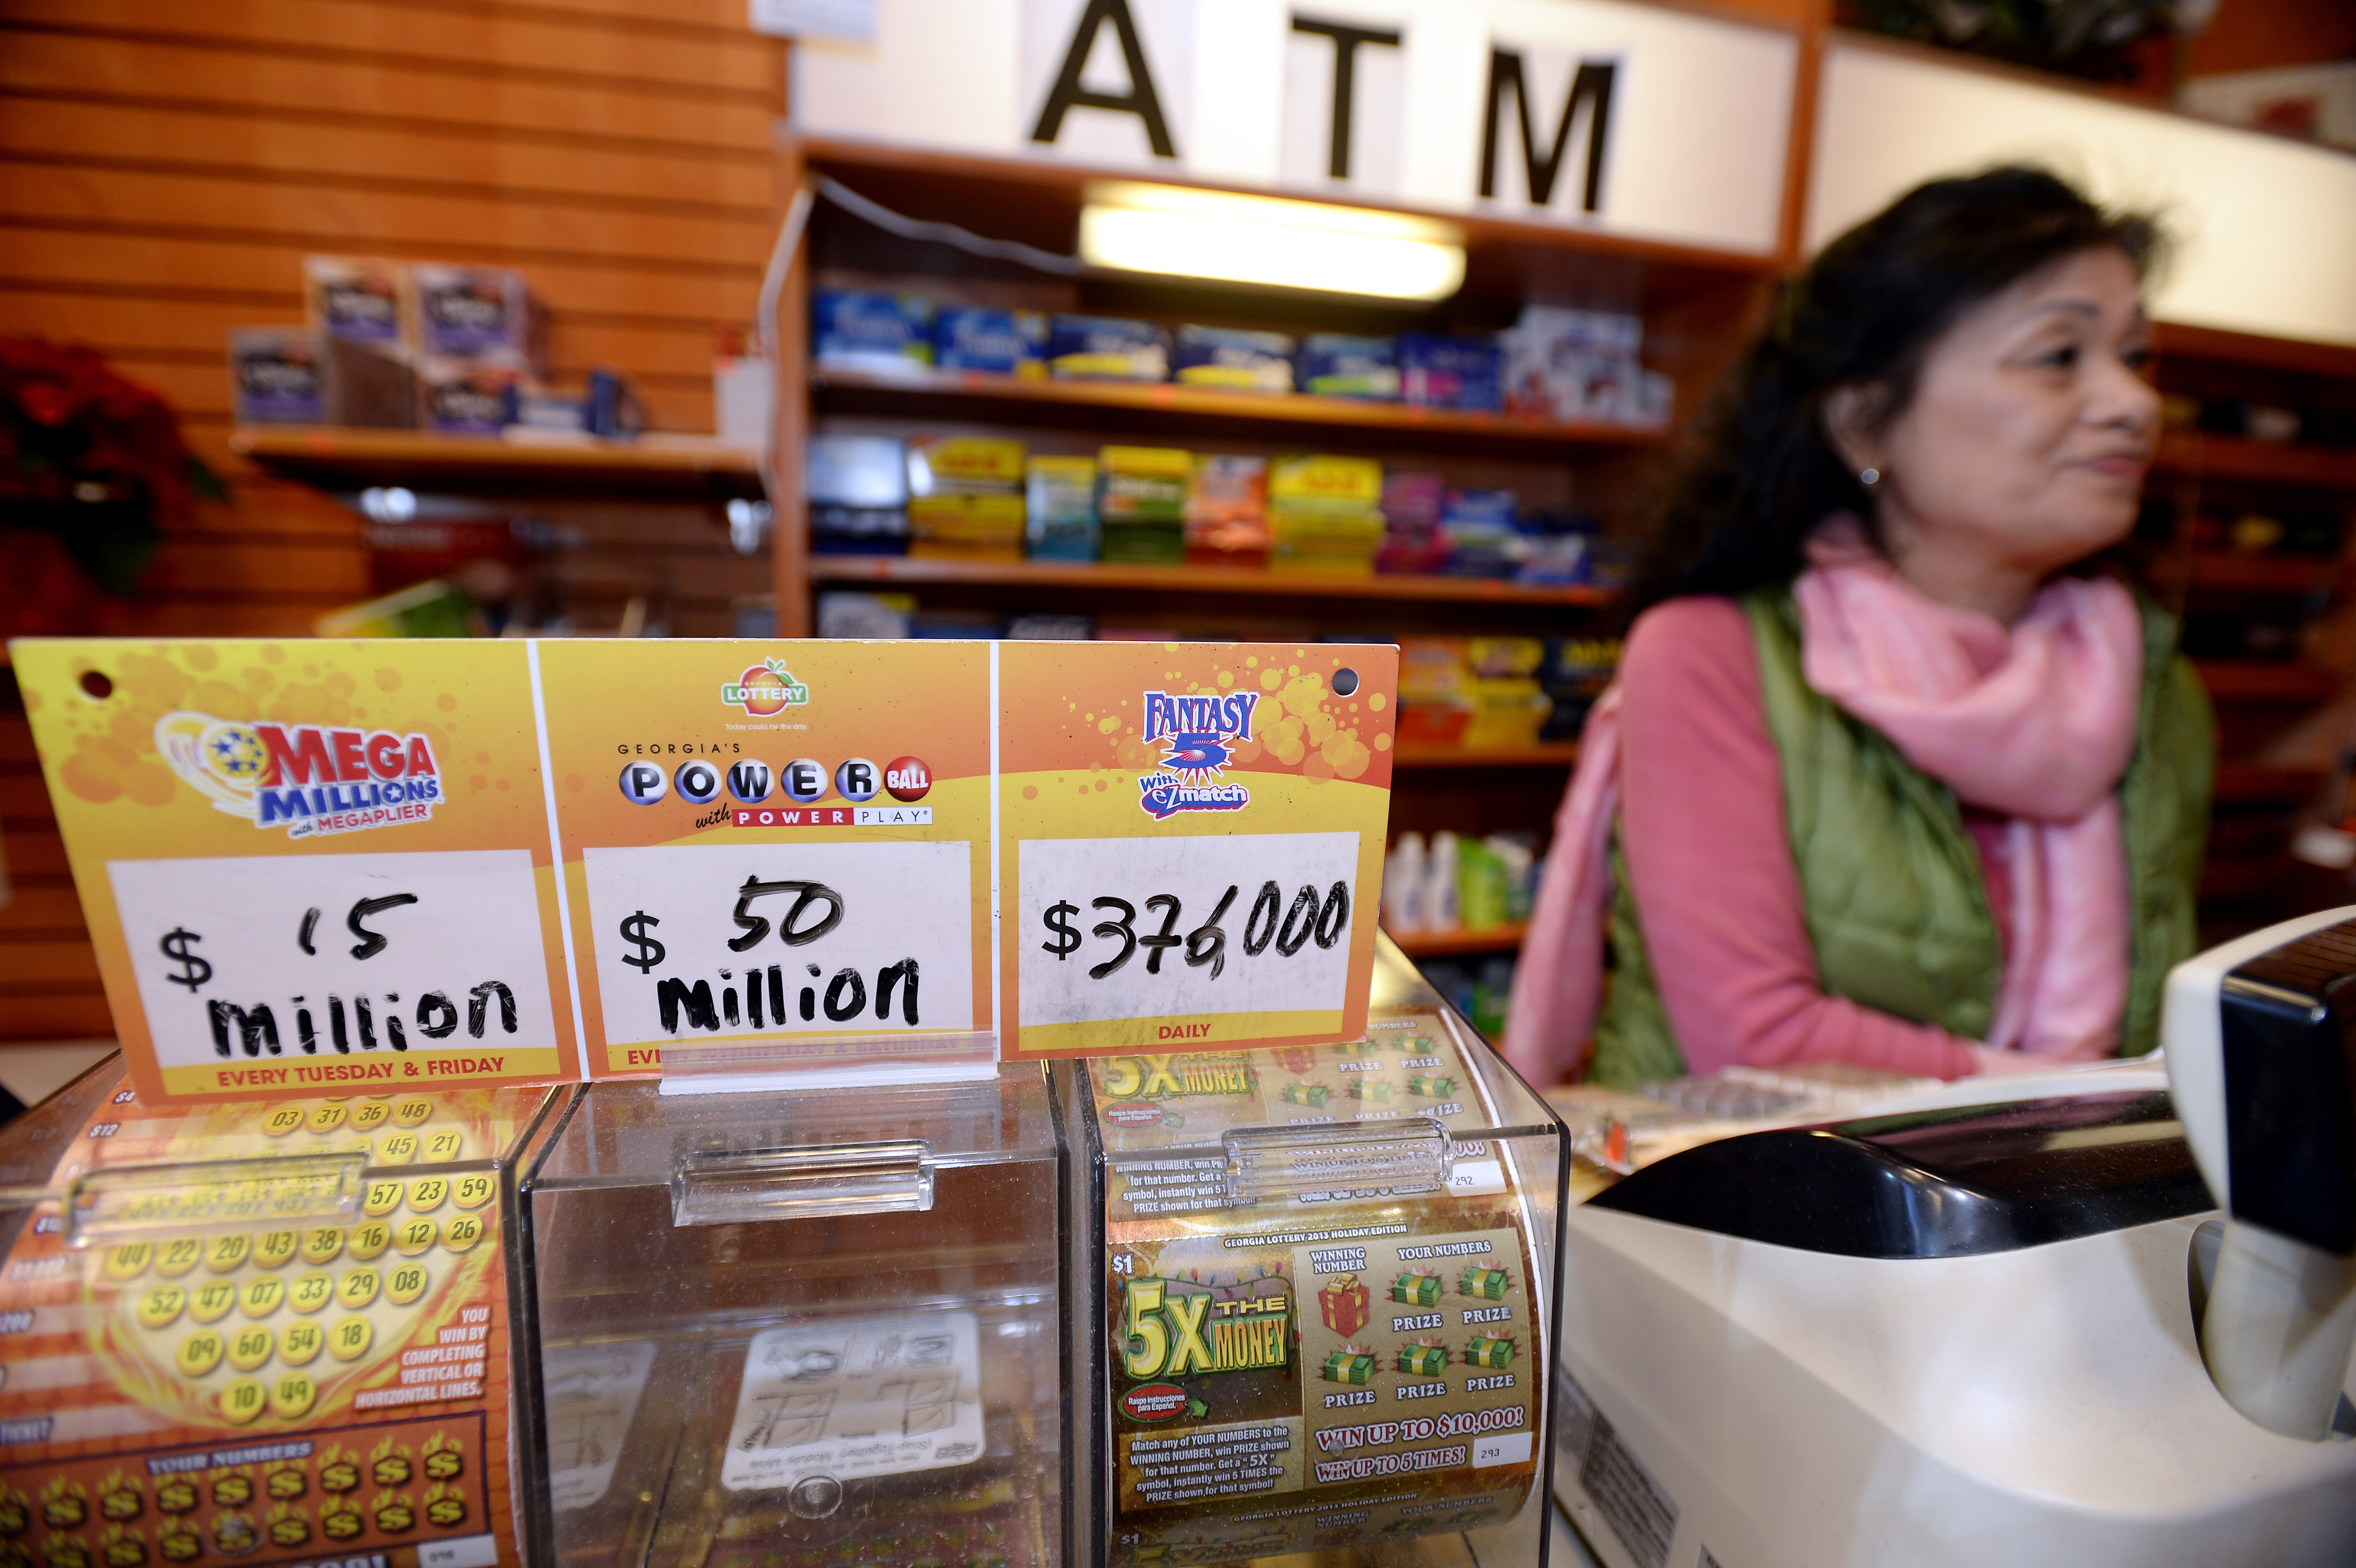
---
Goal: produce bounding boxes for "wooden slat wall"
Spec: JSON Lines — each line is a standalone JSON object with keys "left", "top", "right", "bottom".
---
{"left": 0, "top": 0, "right": 785, "bottom": 1041}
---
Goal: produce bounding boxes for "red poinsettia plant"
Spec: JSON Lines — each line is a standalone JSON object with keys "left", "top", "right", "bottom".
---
{"left": 0, "top": 336, "right": 223, "bottom": 594}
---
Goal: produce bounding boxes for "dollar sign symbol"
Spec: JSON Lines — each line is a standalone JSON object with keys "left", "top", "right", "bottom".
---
{"left": 159, "top": 928, "right": 212, "bottom": 993}
{"left": 1040, "top": 901, "right": 1081, "bottom": 960}
{"left": 618, "top": 911, "right": 666, "bottom": 973}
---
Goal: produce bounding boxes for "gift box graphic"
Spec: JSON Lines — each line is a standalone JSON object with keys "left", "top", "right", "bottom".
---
{"left": 1457, "top": 1266, "right": 1509, "bottom": 1300}
{"left": 1318, "top": 1275, "right": 1370, "bottom": 1338}
{"left": 1347, "top": 1079, "right": 1393, "bottom": 1102}
{"left": 1465, "top": 1335, "right": 1516, "bottom": 1368}
{"left": 1321, "top": 1348, "right": 1376, "bottom": 1384}
{"left": 1282, "top": 1083, "right": 1330, "bottom": 1107}
{"left": 1394, "top": 1342, "right": 1449, "bottom": 1376}
{"left": 1389, "top": 1271, "right": 1442, "bottom": 1306}
{"left": 1407, "top": 1074, "right": 1457, "bottom": 1098}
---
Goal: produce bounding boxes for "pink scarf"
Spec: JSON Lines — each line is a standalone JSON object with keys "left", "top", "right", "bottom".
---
{"left": 1503, "top": 530, "right": 2145, "bottom": 1084}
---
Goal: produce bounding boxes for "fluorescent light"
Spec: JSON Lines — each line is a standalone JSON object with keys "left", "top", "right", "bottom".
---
{"left": 1078, "top": 182, "right": 1466, "bottom": 302}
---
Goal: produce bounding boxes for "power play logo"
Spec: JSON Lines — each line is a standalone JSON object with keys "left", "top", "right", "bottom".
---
{"left": 155, "top": 711, "right": 442, "bottom": 839}
{"left": 1137, "top": 690, "right": 1258, "bottom": 820}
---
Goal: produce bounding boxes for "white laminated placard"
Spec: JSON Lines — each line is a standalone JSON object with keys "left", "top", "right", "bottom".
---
{"left": 106, "top": 849, "right": 561, "bottom": 1090}
{"left": 722, "top": 1312, "right": 985, "bottom": 1490}
{"left": 542, "top": 1339, "right": 659, "bottom": 1512}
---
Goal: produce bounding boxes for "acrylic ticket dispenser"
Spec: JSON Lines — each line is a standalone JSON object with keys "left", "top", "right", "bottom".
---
{"left": 514, "top": 1068, "right": 1063, "bottom": 1568}
{"left": 0, "top": 1057, "right": 561, "bottom": 1568}
{"left": 1053, "top": 939, "right": 1568, "bottom": 1568}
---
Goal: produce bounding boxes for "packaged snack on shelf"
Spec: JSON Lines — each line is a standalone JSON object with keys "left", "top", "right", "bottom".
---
{"left": 1399, "top": 332, "right": 1502, "bottom": 412}
{"left": 228, "top": 327, "right": 323, "bottom": 425}
{"left": 1267, "top": 453, "right": 1385, "bottom": 573}
{"left": 907, "top": 434, "right": 1026, "bottom": 560}
{"left": 412, "top": 263, "right": 545, "bottom": 373}
{"left": 304, "top": 255, "right": 412, "bottom": 353}
{"left": 1048, "top": 315, "right": 1170, "bottom": 381}
{"left": 1183, "top": 454, "right": 1269, "bottom": 562}
{"left": 1439, "top": 488, "right": 1525, "bottom": 578}
{"left": 1097, "top": 445, "right": 1189, "bottom": 564}
{"left": 1299, "top": 333, "right": 1400, "bottom": 399}
{"left": 416, "top": 357, "right": 518, "bottom": 435}
{"left": 1055, "top": 949, "right": 1565, "bottom": 1568}
{"left": 934, "top": 306, "right": 1049, "bottom": 375}
{"left": 813, "top": 288, "right": 935, "bottom": 372}
{"left": 1026, "top": 453, "right": 1101, "bottom": 561}
{"left": 807, "top": 434, "right": 909, "bottom": 555}
{"left": 907, "top": 433, "right": 1027, "bottom": 494}
{"left": 1539, "top": 634, "right": 1620, "bottom": 740}
{"left": 1270, "top": 453, "right": 1384, "bottom": 508}
{"left": 1173, "top": 326, "right": 1295, "bottom": 393}
{"left": 1396, "top": 638, "right": 1473, "bottom": 744}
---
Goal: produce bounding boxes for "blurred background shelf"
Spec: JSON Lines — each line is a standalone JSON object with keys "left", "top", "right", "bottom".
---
{"left": 231, "top": 427, "right": 765, "bottom": 498}
{"left": 1392, "top": 744, "right": 1581, "bottom": 770}
{"left": 806, "top": 554, "right": 1615, "bottom": 607}
{"left": 1384, "top": 923, "right": 1528, "bottom": 958}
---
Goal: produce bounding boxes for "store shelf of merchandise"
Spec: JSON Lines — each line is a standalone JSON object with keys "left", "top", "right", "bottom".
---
{"left": 810, "top": 367, "right": 1669, "bottom": 453}
{"left": 1391, "top": 743, "right": 1581, "bottom": 769}
{"left": 2193, "top": 660, "right": 2347, "bottom": 703}
{"left": 229, "top": 427, "right": 765, "bottom": 497}
{"left": 807, "top": 555, "right": 1616, "bottom": 606}
{"left": 1385, "top": 922, "right": 1528, "bottom": 958}
{"left": 2151, "top": 432, "right": 2356, "bottom": 491}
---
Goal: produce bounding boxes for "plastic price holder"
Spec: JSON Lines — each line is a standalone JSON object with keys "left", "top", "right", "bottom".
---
{"left": 0, "top": 1057, "right": 563, "bottom": 1568}
{"left": 514, "top": 1065, "right": 1062, "bottom": 1568}
{"left": 1053, "top": 937, "right": 1568, "bottom": 1568}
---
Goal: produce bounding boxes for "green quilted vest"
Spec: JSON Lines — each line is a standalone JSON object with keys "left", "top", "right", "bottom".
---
{"left": 1590, "top": 585, "right": 2213, "bottom": 1089}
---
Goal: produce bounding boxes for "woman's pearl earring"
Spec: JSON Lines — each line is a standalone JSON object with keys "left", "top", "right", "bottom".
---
{"left": 1858, "top": 467, "right": 1880, "bottom": 486}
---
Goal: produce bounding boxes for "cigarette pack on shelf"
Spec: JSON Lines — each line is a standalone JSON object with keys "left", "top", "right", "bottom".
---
{"left": 807, "top": 434, "right": 908, "bottom": 555}
{"left": 228, "top": 327, "right": 324, "bottom": 425}
{"left": 1048, "top": 316, "right": 1170, "bottom": 382}
{"left": 907, "top": 435, "right": 1027, "bottom": 561}
{"left": 1298, "top": 333, "right": 1399, "bottom": 400}
{"left": 1173, "top": 326, "right": 1294, "bottom": 393}
{"left": 934, "top": 307, "right": 1048, "bottom": 376}
{"left": 0, "top": 1057, "right": 561, "bottom": 1568}
{"left": 1026, "top": 454, "right": 1101, "bottom": 562}
{"left": 522, "top": 1069, "right": 1063, "bottom": 1568}
{"left": 1054, "top": 940, "right": 1565, "bottom": 1568}
{"left": 412, "top": 264, "right": 545, "bottom": 375}
{"left": 1097, "top": 446, "right": 1189, "bottom": 564}
{"left": 1399, "top": 333, "right": 1502, "bottom": 413}
{"left": 304, "top": 255, "right": 412, "bottom": 355}
{"left": 1183, "top": 455, "right": 1269, "bottom": 564}
{"left": 814, "top": 289, "right": 935, "bottom": 373}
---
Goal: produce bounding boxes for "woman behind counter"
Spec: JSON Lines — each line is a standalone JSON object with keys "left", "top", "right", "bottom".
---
{"left": 1505, "top": 166, "right": 2213, "bottom": 1089}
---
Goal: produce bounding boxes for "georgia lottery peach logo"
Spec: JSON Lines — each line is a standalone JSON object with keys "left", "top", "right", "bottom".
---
{"left": 721, "top": 657, "right": 809, "bottom": 718}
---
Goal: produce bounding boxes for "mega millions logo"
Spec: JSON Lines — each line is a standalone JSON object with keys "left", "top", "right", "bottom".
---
{"left": 722, "top": 656, "right": 810, "bottom": 717}
{"left": 1136, "top": 689, "right": 1259, "bottom": 820}
{"left": 155, "top": 711, "right": 444, "bottom": 839}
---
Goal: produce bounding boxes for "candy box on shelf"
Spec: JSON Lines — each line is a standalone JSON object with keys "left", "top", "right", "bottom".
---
{"left": 1174, "top": 326, "right": 1294, "bottom": 393}
{"left": 1399, "top": 333, "right": 1502, "bottom": 413}
{"left": 1026, "top": 454, "right": 1100, "bottom": 561}
{"left": 1299, "top": 333, "right": 1399, "bottom": 399}
{"left": 412, "top": 262, "right": 544, "bottom": 372}
{"left": 1048, "top": 315, "right": 1168, "bottom": 381}
{"left": 1319, "top": 1274, "right": 1372, "bottom": 1338}
{"left": 304, "top": 254, "right": 412, "bottom": 351}
{"left": 416, "top": 357, "right": 518, "bottom": 435}
{"left": 228, "top": 326, "right": 324, "bottom": 425}
{"left": 935, "top": 307, "right": 1048, "bottom": 375}
{"left": 815, "top": 288, "right": 935, "bottom": 372}
{"left": 1390, "top": 1270, "right": 1442, "bottom": 1307}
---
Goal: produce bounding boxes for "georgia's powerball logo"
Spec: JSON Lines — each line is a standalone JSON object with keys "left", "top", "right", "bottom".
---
{"left": 155, "top": 711, "right": 443, "bottom": 840}
{"left": 1136, "top": 689, "right": 1259, "bottom": 820}
{"left": 723, "top": 656, "right": 810, "bottom": 717}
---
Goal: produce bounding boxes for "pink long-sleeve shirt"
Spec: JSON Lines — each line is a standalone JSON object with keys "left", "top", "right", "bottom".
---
{"left": 1616, "top": 597, "right": 2002, "bottom": 1079}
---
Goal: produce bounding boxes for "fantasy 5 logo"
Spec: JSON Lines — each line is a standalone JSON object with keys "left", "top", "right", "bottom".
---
{"left": 1136, "top": 689, "right": 1258, "bottom": 821}
{"left": 1122, "top": 1277, "right": 1293, "bottom": 1378}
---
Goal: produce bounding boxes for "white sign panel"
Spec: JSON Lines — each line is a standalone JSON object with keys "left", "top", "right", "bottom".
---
{"left": 580, "top": 840, "right": 976, "bottom": 1051}
{"left": 723, "top": 1312, "right": 985, "bottom": 1489}
{"left": 1018, "top": 831, "right": 1359, "bottom": 1027}
{"left": 793, "top": 0, "right": 1798, "bottom": 256}
{"left": 544, "top": 1339, "right": 659, "bottom": 1512}
{"left": 106, "top": 850, "right": 560, "bottom": 1088}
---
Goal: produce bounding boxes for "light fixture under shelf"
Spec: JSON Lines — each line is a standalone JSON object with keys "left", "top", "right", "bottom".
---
{"left": 1078, "top": 181, "right": 1466, "bottom": 302}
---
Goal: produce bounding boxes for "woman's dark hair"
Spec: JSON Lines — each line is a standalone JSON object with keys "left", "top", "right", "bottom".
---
{"left": 1625, "top": 165, "right": 2164, "bottom": 617}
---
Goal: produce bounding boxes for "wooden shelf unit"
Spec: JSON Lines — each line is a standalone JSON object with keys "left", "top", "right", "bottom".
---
{"left": 232, "top": 427, "right": 765, "bottom": 498}
{"left": 1385, "top": 922, "right": 1528, "bottom": 959}
{"left": 806, "top": 555, "right": 1614, "bottom": 608}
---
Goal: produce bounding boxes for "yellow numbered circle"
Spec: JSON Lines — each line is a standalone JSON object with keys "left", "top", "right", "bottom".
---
{"left": 327, "top": 1315, "right": 373, "bottom": 1363}
{"left": 287, "top": 1272, "right": 333, "bottom": 1315}
{"left": 375, "top": 1132, "right": 419, "bottom": 1166}
{"left": 135, "top": 1283, "right": 186, "bottom": 1330}
{"left": 299, "top": 1227, "right": 344, "bottom": 1267}
{"left": 239, "top": 1278, "right": 285, "bottom": 1319}
{"left": 385, "top": 1262, "right": 430, "bottom": 1307}
{"left": 278, "top": 1321, "right": 324, "bottom": 1367}
{"left": 405, "top": 1177, "right": 448, "bottom": 1214}
{"left": 218, "top": 1377, "right": 266, "bottom": 1426}
{"left": 260, "top": 1106, "right": 305, "bottom": 1139}
{"left": 392, "top": 1219, "right": 437, "bottom": 1258}
{"left": 336, "top": 1267, "right": 381, "bottom": 1310}
{"left": 440, "top": 1213, "right": 484, "bottom": 1254}
{"left": 394, "top": 1099, "right": 433, "bottom": 1128}
{"left": 175, "top": 1328, "right": 225, "bottom": 1377}
{"left": 269, "top": 1371, "right": 317, "bottom": 1420}
{"left": 189, "top": 1281, "right": 239, "bottom": 1326}
{"left": 253, "top": 1230, "right": 299, "bottom": 1271}
{"left": 227, "top": 1326, "right": 274, "bottom": 1373}
{"left": 305, "top": 1104, "right": 347, "bottom": 1134}
{"left": 361, "top": 1180, "right": 404, "bottom": 1218}
{"left": 422, "top": 1129, "right": 465, "bottom": 1163}
{"left": 451, "top": 1174, "right": 494, "bottom": 1212}
{"left": 347, "top": 1221, "right": 392, "bottom": 1262}
{"left": 204, "top": 1233, "right": 251, "bottom": 1274}
{"left": 351, "top": 1100, "right": 392, "bottom": 1131}
{"left": 155, "top": 1237, "right": 203, "bottom": 1278}
{"left": 103, "top": 1242, "right": 153, "bottom": 1282}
